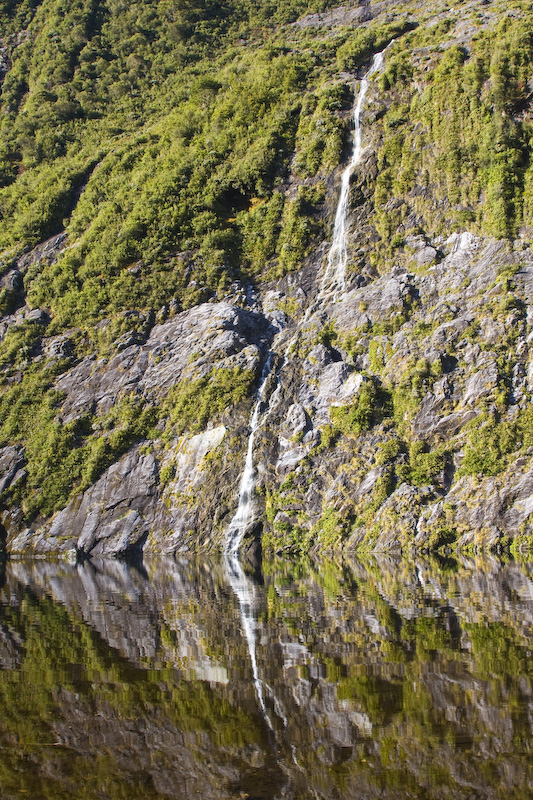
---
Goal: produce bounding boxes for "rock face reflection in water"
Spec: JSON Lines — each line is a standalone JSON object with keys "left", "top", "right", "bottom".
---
{"left": 0, "top": 555, "right": 531, "bottom": 800}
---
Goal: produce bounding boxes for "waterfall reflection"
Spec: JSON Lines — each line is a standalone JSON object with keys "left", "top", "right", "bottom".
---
{"left": 224, "top": 553, "right": 272, "bottom": 726}
{"left": 0, "top": 555, "right": 531, "bottom": 800}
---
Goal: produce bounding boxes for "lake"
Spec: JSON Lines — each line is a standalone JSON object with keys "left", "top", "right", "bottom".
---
{"left": 0, "top": 553, "right": 531, "bottom": 799}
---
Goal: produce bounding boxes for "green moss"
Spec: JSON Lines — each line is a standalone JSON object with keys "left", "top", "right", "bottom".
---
{"left": 376, "top": 437, "right": 404, "bottom": 465}
{"left": 164, "top": 367, "right": 254, "bottom": 435}
{"left": 368, "top": 338, "right": 386, "bottom": 372}
{"left": 460, "top": 408, "right": 533, "bottom": 478}
{"left": 407, "top": 441, "right": 448, "bottom": 487}
{"left": 353, "top": 468, "right": 395, "bottom": 530}
{"left": 158, "top": 462, "right": 176, "bottom": 488}
{"left": 315, "top": 507, "right": 345, "bottom": 548}
{"left": 263, "top": 514, "right": 312, "bottom": 556}
{"left": 274, "top": 184, "right": 324, "bottom": 276}
{"left": 510, "top": 531, "right": 533, "bottom": 555}
{"left": 0, "top": 361, "right": 252, "bottom": 520}
{"left": 293, "top": 83, "right": 348, "bottom": 177}
{"left": 312, "top": 423, "right": 339, "bottom": 453}
{"left": 372, "top": 11, "right": 533, "bottom": 241}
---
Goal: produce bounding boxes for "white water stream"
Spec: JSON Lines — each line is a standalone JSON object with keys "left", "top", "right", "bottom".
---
{"left": 224, "top": 354, "right": 276, "bottom": 556}
{"left": 225, "top": 51, "right": 385, "bottom": 558}
{"left": 320, "top": 51, "right": 384, "bottom": 298}
{"left": 224, "top": 553, "right": 273, "bottom": 725}
{"left": 223, "top": 49, "right": 387, "bottom": 764}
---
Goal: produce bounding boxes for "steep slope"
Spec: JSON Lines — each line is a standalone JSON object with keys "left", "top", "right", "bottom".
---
{"left": 1, "top": 0, "right": 533, "bottom": 557}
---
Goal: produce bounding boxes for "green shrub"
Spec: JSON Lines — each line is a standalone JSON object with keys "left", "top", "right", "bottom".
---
{"left": 330, "top": 381, "right": 376, "bottom": 436}
{"left": 376, "top": 437, "right": 404, "bottom": 465}
{"left": 164, "top": 367, "right": 254, "bottom": 434}
{"left": 316, "top": 321, "right": 337, "bottom": 348}
{"left": 460, "top": 408, "right": 533, "bottom": 477}
{"left": 407, "top": 441, "right": 447, "bottom": 487}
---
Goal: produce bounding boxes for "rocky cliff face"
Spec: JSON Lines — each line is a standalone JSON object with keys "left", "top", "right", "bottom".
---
{"left": 4, "top": 226, "right": 533, "bottom": 559}
{"left": 1, "top": 0, "right": 533, "bottom": 558}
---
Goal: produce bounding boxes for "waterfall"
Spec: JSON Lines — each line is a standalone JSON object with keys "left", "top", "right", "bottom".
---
{"left": 225, "top": 51, "right": 386, "bottom": 557}
{"left": 224, "top": 353, "right": 275, "bottom": 556}
{"left": 222, "top": 362, "right": 284, "bottom": 745}
{"left": 220, "top": 47, "right": 389, "bottom": 792}
{"left": 320, "top": 51, "right": 384, "bottom": 298}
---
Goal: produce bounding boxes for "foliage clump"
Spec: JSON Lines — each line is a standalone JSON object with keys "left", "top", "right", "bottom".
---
{"left": 330, "top": 381, "right": 376, "bottom": 436}
{"left": 164, "top": 367, "right": 255, "bottom": 435}
{"left": 460, "top": 408, "right": 533, "bottom": 478}
{"left": 373, "top": 8, "right": 533, "bottom": 244}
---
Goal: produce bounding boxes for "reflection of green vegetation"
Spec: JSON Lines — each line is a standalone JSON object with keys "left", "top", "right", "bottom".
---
{"left": 404, "top": 615, "right": 455, "bottom": 659}
{"left": 261, "top": 553, "right": 533, "bottom": 796}
{"left": 466, "top": 621, "right": 533, "bottom": 682}
{"left": 0, "top": 587, "right": 264, "bottom": 799}
{"left": 1, "top": 553, "right": 533, "bottom": 799}
{"left": 337, "top": 673, "right": 403, "bottom": 719}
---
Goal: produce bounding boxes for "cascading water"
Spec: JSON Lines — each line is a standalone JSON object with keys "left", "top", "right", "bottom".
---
{"left": 225, "top": 51, "right": 386, "bottom": 558}
{"left": 224, "top": 353, "right": 275, "bottom": 556}
{"left": 222, "top": 348, "right": 293, "bottom": 771}
{"left": 320, "top": 51, "right": 384, "bottom": 298}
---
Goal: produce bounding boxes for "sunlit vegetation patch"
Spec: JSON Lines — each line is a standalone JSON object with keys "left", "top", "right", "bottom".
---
{"left": 163, "top": 367, "right": 255, "bottom": 435}
{"left": 0, "top": 359, "right": 253, "bottom": 520}
{"left": 0, "top": 372, "right": 159, "bottom": 518}
{"left": 0, "top": 1, "right": 416, "bottom": 332}
{"left": 460, "top": 408, "right": 533, "bottom": 478}
{"left": 373, "top": 3, "right": 533, "bottom": 250}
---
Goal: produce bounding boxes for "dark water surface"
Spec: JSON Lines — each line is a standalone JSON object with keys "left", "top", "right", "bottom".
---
{"left": 0, "top": 554, "right": 531, "bottom": 799}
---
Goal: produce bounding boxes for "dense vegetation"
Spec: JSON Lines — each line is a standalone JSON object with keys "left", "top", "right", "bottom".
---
{"left": 372, "top": 7, "right": 533, "bottom": 250}
{"left": 1, "top": 0, "right": 533, "bottom": 545}
{"left": 0, "top": 0, "right": 411, "bottom": 521}
{"left": 0, "top": 0, "right": 411, "bottom": 328}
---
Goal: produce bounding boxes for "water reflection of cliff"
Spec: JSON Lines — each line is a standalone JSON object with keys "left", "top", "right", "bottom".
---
{"left": 0, "top": 555, "right": 531, "bottom": 800}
